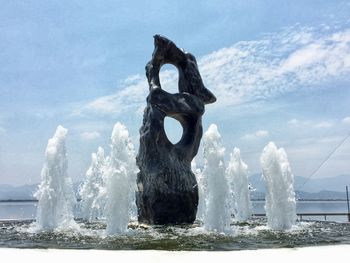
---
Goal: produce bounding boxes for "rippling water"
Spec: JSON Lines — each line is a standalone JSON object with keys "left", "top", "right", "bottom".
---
{"left": 1, "top": 219, "right": 350, "bottom": 250}
{"left": 1, "top": 200, "right": 349, "bottom": 250}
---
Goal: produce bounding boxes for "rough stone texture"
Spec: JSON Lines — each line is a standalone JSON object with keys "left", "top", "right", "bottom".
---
{"left": 136, "top": 35, "right": 216, "bottom": 225}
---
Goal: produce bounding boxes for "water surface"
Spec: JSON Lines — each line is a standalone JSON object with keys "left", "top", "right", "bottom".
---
{"left": 0, "top": 219, "right": 349, "bottom": 250}
{"left": 1, "top": 200, "right": 349, "bottom": 251}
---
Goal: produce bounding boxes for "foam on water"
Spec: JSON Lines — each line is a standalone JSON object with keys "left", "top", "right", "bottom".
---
{"left": 226, "top": 147, "right": 251, "bottom": 221}
{"left": 33, "top": 125, "right": 77, "bottom": 231}
{"left": 79, "top": 147, "right": 106, "bottom": 221}
{"left": 260, "top": 142, "right": 296, "bottom": 230}
{"left": 202, "top": 124, "right": 232, "bottom": 233}
{"left": 104, "top": 122, "right": 138, "bottom": 235}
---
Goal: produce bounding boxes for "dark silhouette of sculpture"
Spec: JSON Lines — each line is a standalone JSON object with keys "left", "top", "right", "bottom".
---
{"left": 136, "top": 35, "right": 216, "bottom": 224}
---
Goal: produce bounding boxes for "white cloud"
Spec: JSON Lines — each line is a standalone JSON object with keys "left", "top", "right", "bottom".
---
{"left": 280, "top": 44, "right": 327, "bottom": 72}
{"left": 287, "top": 119, "right": 334, "bottom": 128}
{"left": 241, "top": 130, "right": 269, "bottom": 140}
{"left": 72, "top": 79, "right": 148, "bottom": 116}
{"left": 80, "top": 131, "right": 101, "bottom": 140}
{"left": 279, "top": 30, "right": 350, "bottom": 80}
{"left": 342, "top": 116, "right": 350, "bottom": 124}
{"left": 123, "top": 74, "right": 143, "bottom": 85}
{"left": 288, "top": 119, "right": 299, "bottom": 125}
{"left": 73, "top": 24, "right": 350, "bottom": 117}
{"left": 255, "top": 130, "right": 269, "bottom": 137}
{"left": 69, "top": 120, "right": 112, "bottom": 134}
{"left": 313, "top": 121, "right": 334, "bottom": 129}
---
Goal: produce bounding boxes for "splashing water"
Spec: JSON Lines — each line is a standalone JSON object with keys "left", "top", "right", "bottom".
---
{"left": 34, "top": 125, "right": 77, "bottom": 231}
{"left": 260, "top": 142, "right": 296, "bottom": 230}
{"left": 105, "top": 122, "right": 138, "bottom": 234}
{"left": 192, "top": 159, "right": 205, "bottom": 221}
{"left": 227, "top": 147, "right": 251, "bottom": 221}
{"left": 202, "top": 124, "right": 232, "bottom": 233}
{"left": 31, "top": 122, "right": 299, "bottom": 236}
{"left": 79, "top": 147, "right": 106, "bottom": 221}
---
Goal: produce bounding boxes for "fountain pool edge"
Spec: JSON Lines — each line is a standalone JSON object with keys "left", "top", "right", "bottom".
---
{"left": 0, "top": 245, "right": 348, "bottom": 263}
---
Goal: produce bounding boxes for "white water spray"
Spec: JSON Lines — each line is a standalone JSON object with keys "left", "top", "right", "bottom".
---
{"left": 202, "top": 124, "right": 232, "bottom": 233}
{"left": 79, "top": 147, "right": 106, "bottom": 221}
{"left": 260, "top": 142, "right": 296, "bottom": 230}
{"left": 226, "top": 147, "right": 251, "bottom": 221}
{"left": 105, "top": 122, "right": 138, "bottom": 234}
{"left": 192, "top": 159, "right": 205, "bottom": 221}
{"left": 34, "top": 125, "right": 77, "bottom": 230}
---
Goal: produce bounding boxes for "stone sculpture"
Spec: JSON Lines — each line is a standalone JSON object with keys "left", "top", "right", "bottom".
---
{"left": 136, "top": 35, "right": 216, "bottom": 224}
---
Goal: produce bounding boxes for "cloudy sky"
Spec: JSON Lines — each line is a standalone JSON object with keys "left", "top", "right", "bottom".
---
{"left": 0, "top": 0, "right": 349, "bottom": 188}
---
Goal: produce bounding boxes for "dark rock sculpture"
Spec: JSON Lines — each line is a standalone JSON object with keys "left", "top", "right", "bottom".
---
{"left": 136, "top": 35, "right": 216, "bottom": 224}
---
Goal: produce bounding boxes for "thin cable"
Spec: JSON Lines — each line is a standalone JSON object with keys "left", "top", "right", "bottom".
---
{"left": 297, "top": 131, "right": 350, "bottom": 191}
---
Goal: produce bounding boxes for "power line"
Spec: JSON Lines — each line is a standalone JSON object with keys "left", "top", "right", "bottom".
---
{"left": 297, "top": 131, "right": 350, "bottom": 191}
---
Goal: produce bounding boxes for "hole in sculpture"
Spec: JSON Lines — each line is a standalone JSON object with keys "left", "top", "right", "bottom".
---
{"left": 164, "top": 116, "right": 183, "bottom": 144}
{"left": 159, "top": 64, "right": 179, "bottom": 94}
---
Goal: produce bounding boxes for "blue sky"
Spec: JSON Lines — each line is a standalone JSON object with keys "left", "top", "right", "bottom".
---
{"left": 0, "top": 0, "right": 350, "bottom": 186}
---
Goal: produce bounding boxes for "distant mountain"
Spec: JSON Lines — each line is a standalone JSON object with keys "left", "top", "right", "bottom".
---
{"left": 0, "top": 184, "right": 37, "bottom": 200}
{"left": 1, "top": 174, "right": 349, "bottom": 200}
{"left": 296, "top": 174, "right": 350, "bottom": 193}
{"left": 0, "top": 181, "right": 83, "bottom": 201}
{"left": 249, "top": 173, "right": 350, "bottom": 193}
{"left": 295, "top": 190, "right": 347, "bottom": 200}
{"left": 249, "top": 173, "right": 350, "bottom": 200}
{"left": 250, "top": 190, "right": 347, "bottom": 200}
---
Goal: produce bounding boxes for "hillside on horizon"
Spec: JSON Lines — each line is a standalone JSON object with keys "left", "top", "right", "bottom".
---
{"left": 249, "top": 173, "right": 350, "bottom": 194}
{"left": 0, "top": 174, "right": 350, "bottom": 201}
{"left": 0, "top": 182, "right": 82, "bottom": 201}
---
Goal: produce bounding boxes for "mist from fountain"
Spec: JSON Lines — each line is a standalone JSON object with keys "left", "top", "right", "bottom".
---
{"left": 104, "top": 122, "right": 138, "bottom": 234}
{"left": 79, "top": 147, "right": 106, "bottom": 221}
{"left": 260, "top": 142, "right": 296, "bottom": 230}
{"left": 202, "top": 124, "right": 232, "bottom": 233}
{"left": 226, "top": 147, "right": 251, "bottom": 221}
{"left": 34, "top": 125, "right": 77, "bottom": 231}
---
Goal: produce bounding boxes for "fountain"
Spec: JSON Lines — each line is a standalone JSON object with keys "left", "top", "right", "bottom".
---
{"left": 226, "top": 147, "right": 251, "bottom": 221}
{"left": 34, "top": 125, "right": 77, "bottom": 230}
{"left": 260, "top": 142, "right": 296, "bottom": 230}
{"left": 191, "top": 159, "right": 205, "bottom": 221}
{"left": 202, "top": 124, "right": 232, "bottom": 233}
{"left": 79, "top": 147, "right": 106, "bottom": 221}
{"left": 2, "top": 35, "right": 345, "bottom": 251}
{"left": 32, "top": 37, "right": 295, "bottom": 234}
{"left": 105, "top": 122, "right": 138, "bottom": 234}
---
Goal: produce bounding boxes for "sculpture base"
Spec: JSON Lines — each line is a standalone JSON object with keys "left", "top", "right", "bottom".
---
{"left": 136, "top": 170, "right": 198, "bottom": 225}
